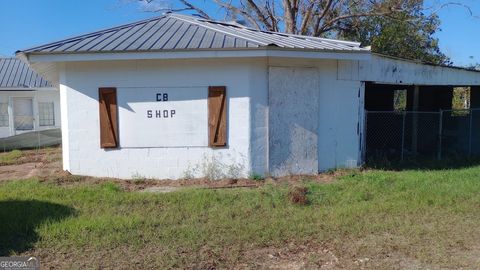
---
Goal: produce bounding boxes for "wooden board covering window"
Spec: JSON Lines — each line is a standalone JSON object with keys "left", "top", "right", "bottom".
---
{"left": 208, "top": 86, "right": 227, "bottom": 147}
{"left": 99, "top": 87, "right": 119, "bottom": 148}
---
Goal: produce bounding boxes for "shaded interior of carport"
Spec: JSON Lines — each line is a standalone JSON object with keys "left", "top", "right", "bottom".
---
{"left": 365, "top": 82, "right": 480, "bottom": 160}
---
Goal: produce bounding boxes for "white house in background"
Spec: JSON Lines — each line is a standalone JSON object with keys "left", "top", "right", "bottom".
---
{"left": 16, "top": 14, "right": 480, "bottom": 179}
{"left": 0, "top": 58, "right": 60, "bottom": 138}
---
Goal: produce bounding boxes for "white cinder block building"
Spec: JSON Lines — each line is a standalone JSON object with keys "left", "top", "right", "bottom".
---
{"left": 0, "top": 58, "right": 60, "bottom": 139}
{"left": 17, "top": 14, "right": 480, "bottom": 179}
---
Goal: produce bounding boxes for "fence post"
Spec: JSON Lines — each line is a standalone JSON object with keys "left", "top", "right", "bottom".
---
{"left": 437, "top": 110, "right": 443, "bottom": 160}
{"left": 401, "top": 111, "right": 406, "bottom": 161}
{"left": 469, "top": 109, "right": 473, "bottom": 156}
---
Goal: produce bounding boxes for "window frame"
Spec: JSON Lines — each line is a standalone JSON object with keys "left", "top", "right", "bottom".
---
{"left": 38, "top": 102, "right": 55, "bottom": 127}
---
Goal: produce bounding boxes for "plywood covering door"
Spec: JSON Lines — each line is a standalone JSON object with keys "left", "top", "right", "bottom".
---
{"left": 268, "top": 67, "right": 319, "bottom": 176}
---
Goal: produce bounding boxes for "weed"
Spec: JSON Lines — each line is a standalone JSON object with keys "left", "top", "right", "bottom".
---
{"left": 182, "top": 163, "right": 198, "bottom": 180}
{"left": 101, "top": 182, "right": 121, "bottom": 192}
{"left": 288, "top": 186, "right": 309, "bottom": 205}
{"left": 249, "top": 173, "right": 264, "bottom": 181}
{"left": 131, "top": 172, "right": 146, "bottom": 183}
{"left": 325, "top": 168, "right": 337, "bottom": 175}
{"left": 201, "top": 155, "right": 225, "bottom": 180}
{"left": 225, "top": 161, "right": 245, "bottom": 179}
{"left": 184, "top": 153, "right": 247, "bottom": 180}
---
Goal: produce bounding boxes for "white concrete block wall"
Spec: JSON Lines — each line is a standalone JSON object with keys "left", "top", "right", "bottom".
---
{"left": 59, "top": 57, "right": 365, "bottom": 179}
{"left": 61, "top": 59, "right": 259, "bottom": 179}
{"left": 318, "top": 60, "right": 363, "bottom": 170}
{"left": 248, "top": 60, "right": 269, "bottom": 176}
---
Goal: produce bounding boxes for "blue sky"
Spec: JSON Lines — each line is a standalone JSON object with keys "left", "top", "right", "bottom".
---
{"left": 0, "top": 0, "right": 478, "bottom": 66}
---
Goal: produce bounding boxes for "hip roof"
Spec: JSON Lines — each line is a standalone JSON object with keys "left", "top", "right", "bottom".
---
{"left": 18, "top": 13, "right": 368, "bottom": 54}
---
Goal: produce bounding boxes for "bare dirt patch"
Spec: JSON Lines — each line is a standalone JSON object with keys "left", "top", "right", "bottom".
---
{"left": 236, "top": 243, "right": 340, "bottom": 270}
{"left": 38, "top": 174, "right": 342, "bottom": 192}
{"left": 27, "top": 242, "right": 341, "bottom": 270}
{"left": 0, "top": 148, "right": 62, "bottom": 181}
{"left": 0, "top": 147, "right": 344, "bottom": 191}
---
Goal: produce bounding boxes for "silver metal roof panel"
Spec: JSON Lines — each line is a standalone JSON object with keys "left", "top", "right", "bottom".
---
{"left": 0, "top": 58, "right": 51, "bottom": 88}
{"left": 19, "top": 13, "right": 367, "bottom": 55}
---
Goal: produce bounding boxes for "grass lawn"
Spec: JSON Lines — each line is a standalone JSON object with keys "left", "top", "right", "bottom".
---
{"left": 0, "top": 150, "right": 23, "bottom": 165}
{"left": 1, "top": 167, "right": 480, "bottom": 269}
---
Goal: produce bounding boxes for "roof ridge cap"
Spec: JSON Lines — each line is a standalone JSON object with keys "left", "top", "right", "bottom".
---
{"left": 170, "top": 13, "right": 268, "bottom": 46}
{"left": 172, "top": 14, "right": 363, "bottom": 49}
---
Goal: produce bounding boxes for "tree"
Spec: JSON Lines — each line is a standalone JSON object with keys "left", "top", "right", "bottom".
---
{"left": 138, "top": 0, "right": 475, "bottom": 65}
{"left": 339, "top": 5, "right": 451, "bottom": 64}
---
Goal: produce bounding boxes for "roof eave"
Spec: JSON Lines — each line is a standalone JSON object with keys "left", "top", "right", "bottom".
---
{"left": 372, "top": 52, "right": 480, "bottom": 74}
{"left": 0, "top": 87, "right": 55, "bottom": 91}
{"left": 19, "top": 47, "right": 372, "bottom": 63}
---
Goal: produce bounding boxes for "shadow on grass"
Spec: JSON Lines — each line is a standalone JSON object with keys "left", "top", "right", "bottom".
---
{"left": 366, "top": 155, "right": 480, "bottom": 171}
{"left": 0, "top": 200, "right": 75, "bottom": 255}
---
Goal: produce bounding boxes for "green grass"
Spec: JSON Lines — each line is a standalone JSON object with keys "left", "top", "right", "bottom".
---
{"left": 1, "top": 167, "right": 480, "bottom": 268}
{"left": 0, "top": 150, "right": 23, "bottom": 165}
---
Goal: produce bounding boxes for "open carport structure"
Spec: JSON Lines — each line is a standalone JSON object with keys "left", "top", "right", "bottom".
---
{"left": 362, "top": 56, "right": 480, "bottom": 161}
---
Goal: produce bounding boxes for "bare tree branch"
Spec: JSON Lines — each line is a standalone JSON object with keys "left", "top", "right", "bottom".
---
{"left": 299, "top": 0, "right": 315, "bottom": 34}
{"left": 178, "top": 0, "right": 211, "bottom": 19}
{"left": 213, "top": 0, "right": 262, "bottom": 29}
{"left": 139, "top": 0, "right": 211, "bottom": 19}
{"left": 245, "top": 0, "right": 273, "bottom": 29}
{"left": 425, "top": 1, "right": 480, "bottom": 19}
{"left": 138, "top": 0, "right": 477, "bottom": 38}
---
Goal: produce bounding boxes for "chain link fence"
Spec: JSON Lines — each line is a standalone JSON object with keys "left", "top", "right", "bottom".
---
{"left": 365, "top": 109, "right": 480, "bottom": 161}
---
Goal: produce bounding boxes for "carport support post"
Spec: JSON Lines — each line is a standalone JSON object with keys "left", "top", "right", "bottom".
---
{"left": 401, "top": 111, "right": 406, "bottom": 160}
{"left": 438, "top": 110, "right": 443, "bottom": 160}
{"left": 412, "top": 85, "right": 420, "bottom": 155}
{"left": 469, "top": 109, "right": 473, "bottom": 156}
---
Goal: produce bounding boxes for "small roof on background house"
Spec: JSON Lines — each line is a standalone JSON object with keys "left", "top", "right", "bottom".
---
{"left": 18, "top": 13, "right": 368, "bottom": 54}
{"left": 0, "top": 58, "right": 51, "bottom": 88}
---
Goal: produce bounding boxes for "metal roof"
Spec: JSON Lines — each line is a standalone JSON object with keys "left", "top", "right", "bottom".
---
{"left": 0, "top": 58, "right": 51, "bottom": 88}
{"left": 19, "top": 13, "right": 368, "bottom": 54}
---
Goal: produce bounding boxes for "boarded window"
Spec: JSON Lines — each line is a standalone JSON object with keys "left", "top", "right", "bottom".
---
{"left": 99, "top": 88, "right": 119, "bottom": 148}
{"left": 39, "top": 102, "right": 55, "bottom": 126}
{"left": 208, "top": 86, "right": 227, "bottom": 147}
{"left": 0, "top": 103, "right": 8, "bottom": 127}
